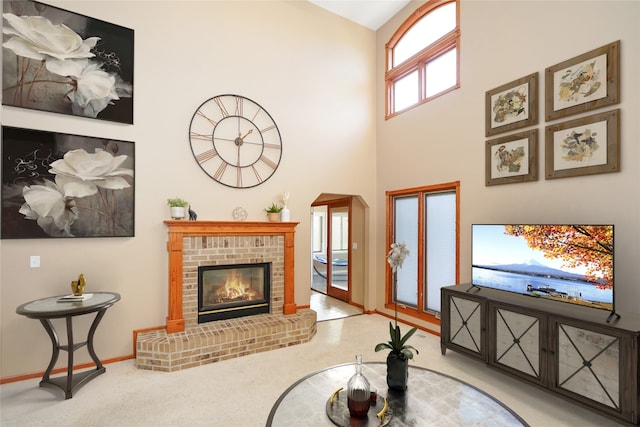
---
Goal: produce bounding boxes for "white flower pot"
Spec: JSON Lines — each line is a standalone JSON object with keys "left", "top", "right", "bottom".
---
{"left": 170, "top": 206, "right": 186, "bottom": 219}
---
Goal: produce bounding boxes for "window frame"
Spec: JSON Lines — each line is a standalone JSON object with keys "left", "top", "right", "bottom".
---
{"left": 385, "top": 181, "right": 460, "bottom": 325}
{"left": 385, "top": 0, "right": 460, "bottom": 119}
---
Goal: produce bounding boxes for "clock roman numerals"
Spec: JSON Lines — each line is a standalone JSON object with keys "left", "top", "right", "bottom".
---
{"left": 195, "top": 110, "right": 218, "bottom": 127}
{"left": 259, "top": 155, "right": 277, "bottom": 170}
{"left": 214, "top": 162, "right": 227, "bottom": 181}
{"left": 214, "top": 97, "right": 230, "bottom": 118}
{"left": 195, "top": 148, "right": 218, "bottom": 163}
{"left": 250, "top": 165, "right": 265, "bottom": 184}
{"left": 190, "top": 131, "right": 213, "bottom": 141}
{"left": 260, "top": 124, "right": 276, "bottom": 133}
{"left": 235, "top": 97, "right": 243, "bottom": 116}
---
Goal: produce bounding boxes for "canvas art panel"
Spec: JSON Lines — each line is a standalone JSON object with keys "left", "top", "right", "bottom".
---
{"left": 545, "top": 110, "right": 620, "bottom": 179}
{"left": 485, "top": 129, "right": 538, "bottom": 186}
{"left": 485, "top": 73, "right": 538, "bottom": 137}
{"left": 1, "top": 126, "right": 135, "bottom": 239}
{"left": 2, "top": 0, "right": 134, "bottom": 124}
{"left": 545, "top": 41, "right": 619, "bottom": 121}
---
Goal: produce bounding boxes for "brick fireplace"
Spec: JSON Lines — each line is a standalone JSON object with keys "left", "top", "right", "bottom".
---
{"left": 135, "top": 220, "right": 317, "bottom": 372}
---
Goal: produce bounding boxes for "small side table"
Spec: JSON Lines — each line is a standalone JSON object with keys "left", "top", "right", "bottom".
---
{"left": 16, "top": 292, "right": 120, "bottom": 399}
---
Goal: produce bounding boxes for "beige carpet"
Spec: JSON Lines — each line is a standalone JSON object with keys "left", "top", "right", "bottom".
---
{"left": 0, "top": 314, "right": 623, "bottom": 426}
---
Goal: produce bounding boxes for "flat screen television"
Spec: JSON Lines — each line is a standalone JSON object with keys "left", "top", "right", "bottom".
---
{"left": 471, "top": 224, "right": 614, "bottom": 312}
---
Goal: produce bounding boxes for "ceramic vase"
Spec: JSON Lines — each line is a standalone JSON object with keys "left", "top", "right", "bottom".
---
{"left": 280, "top": 207, "right": 290, "bottom": 221}
{"left": 170, "top": 206, "right": 185, "bottom": 219}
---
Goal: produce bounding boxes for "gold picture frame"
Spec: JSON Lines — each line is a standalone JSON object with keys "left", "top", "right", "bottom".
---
{"left": 485, "top": 129, "right": 538, "bottom": 186}
{"left": 485, "top": 73, "right": 538, "bottom": 137}
{"left": 545, "top": 41, "right": 620, "bottom": 121}
{"left": 545, "top": 109, "right": 620, "bottom": 180}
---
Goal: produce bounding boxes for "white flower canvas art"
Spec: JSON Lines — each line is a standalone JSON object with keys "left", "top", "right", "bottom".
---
{"left": 2, "top": 126, "right": 135, "bottom": 238}
{"left": 2, "top": 0, "right": 134, "bottom": 124}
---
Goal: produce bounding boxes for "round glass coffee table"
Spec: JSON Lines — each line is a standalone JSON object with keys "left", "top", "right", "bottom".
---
{"left": 266, "top": 362, "right": 528, "bottom": 426}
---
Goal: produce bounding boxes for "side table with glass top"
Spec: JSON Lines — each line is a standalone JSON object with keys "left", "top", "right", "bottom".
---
{"left": 16, "top": 292, "right": 121, "bottom": 399}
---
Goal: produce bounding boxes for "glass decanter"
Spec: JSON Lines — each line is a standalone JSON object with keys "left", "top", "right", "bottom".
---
{"left": 347, "top": 354, "right": 371, "bottom": 418}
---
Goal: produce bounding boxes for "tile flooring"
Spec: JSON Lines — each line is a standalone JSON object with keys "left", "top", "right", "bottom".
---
{"left": 310, "top": 290, "right": 362, "bottom": 322}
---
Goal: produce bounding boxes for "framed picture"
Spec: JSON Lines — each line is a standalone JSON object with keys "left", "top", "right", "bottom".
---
{"left": 545, "top": 40, "right": 620, "bottom": 121}
{"left": 485, "top": 129, "right": 538, "bottom": 186}
{"left": 2, "top": 0, "right": 134, "bottom": 124}
{"left": 1, "top": 126, "right": 135, "bottom": 239}
{"left": 545, "top": 109, "right": 620, "bottom": 180}
{"left": 485, "top": 73, "right": 538, "bottom": 137}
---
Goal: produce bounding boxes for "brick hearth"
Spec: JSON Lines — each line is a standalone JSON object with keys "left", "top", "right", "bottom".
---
{"left": 135, "top": 221, "right": 317, "bottom": 372}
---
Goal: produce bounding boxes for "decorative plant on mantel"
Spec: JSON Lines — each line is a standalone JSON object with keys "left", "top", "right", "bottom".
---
{"left": 167, "top": 197, "right": 189, "bottom": 207}
{"left": 167, "top": 197, "right": 189, "bottom": 219}
{"left": 375, "top": 242, "right": 419, "bottom": 391}
{"left": 265, "top": 203, "right": 283, "bottom": 222}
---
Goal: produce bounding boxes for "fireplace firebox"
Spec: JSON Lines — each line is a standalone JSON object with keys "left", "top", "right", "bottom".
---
{"left": 198, "top": 262, "right": 271, "bottom": 323}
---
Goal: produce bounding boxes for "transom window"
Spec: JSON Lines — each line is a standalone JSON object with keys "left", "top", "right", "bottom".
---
{"left": 385, "top": 0, "right": 460, "bottom": 118}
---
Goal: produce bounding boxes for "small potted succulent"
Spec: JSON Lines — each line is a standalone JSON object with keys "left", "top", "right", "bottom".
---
{"left": 265, "top": 203, "right": 283, "bottom": 222}
{"left": 375, "top": 242, "right": 418, "bottom": 391}
{"left": 167, "top": 197, "right": 189, "bottom": 219}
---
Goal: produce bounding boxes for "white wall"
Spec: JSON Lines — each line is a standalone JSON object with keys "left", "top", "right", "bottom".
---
{"left": 0, "top": 1, "right": 378, "bottom": 377}
{"left": 375, "top": 0, "right": 640, "bottom": 331}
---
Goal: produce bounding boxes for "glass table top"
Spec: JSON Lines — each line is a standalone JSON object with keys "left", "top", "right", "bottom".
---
{"left": 267, "top": 362, "right": 528, "bottom": 427}
{"left": 16, "top": 292, "right": 121, "bottom": 318}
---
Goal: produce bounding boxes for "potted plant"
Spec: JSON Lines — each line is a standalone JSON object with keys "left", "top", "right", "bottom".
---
{"left": 375, "top": 242, "right": 418, "bottom": 391}
{"left": 265, "top": 203, "right": 283, "bottom": 222}
{"left": 167, "top": 197, "right": 189, "bottom": 219}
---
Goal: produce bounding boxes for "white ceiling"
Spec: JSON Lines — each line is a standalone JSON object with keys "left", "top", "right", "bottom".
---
{"left": 308, "top": 0, "right": 411, "bottom": 30}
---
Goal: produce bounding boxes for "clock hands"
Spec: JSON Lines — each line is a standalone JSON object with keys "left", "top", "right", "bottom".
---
{"left": 234, "top": 129, "right": 253, "bottom": 146}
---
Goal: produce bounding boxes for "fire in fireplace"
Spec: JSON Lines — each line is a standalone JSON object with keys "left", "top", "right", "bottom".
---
{"left": 198, "top": 262, "right": 271, "bottom": 322}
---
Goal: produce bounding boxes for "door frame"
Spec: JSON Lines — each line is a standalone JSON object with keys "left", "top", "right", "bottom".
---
{"left": 311, "top": 197, "right": 352, "bottom": 302}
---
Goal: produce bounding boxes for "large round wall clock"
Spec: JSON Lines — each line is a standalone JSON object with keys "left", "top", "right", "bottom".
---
{"left": 188, "top": 94, "right": 283, "bottom": 188}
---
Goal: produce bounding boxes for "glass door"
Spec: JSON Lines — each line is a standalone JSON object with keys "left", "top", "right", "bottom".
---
{"left": 310, "top": 202, "right": 350, "bottom": 302}
{"left": 327, "top": 205, "right": 349, "bottom": 301}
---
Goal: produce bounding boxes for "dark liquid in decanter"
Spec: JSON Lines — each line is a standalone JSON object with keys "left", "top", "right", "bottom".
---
{"left": 347, "top": 390, "right": 371, "bottom": 418}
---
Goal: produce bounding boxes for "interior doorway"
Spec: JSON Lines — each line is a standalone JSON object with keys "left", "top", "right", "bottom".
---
{"left": 310, "top": 194, "right": 366, "bottom": 321}
{"left": 311, "top": 201, "right": 350, "bottom": 301}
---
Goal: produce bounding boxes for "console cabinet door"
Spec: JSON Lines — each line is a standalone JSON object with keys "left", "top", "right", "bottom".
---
{"left": 489, "top": 303, "right": 546, "bottom": 386}
{"left": 550, "top": 317, "right": 629, "bottom": 420}
{"left": 441, "top": 289, "right": 486, "bottom": 360}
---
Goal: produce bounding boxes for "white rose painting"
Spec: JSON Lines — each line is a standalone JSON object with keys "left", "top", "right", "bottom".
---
{"left": 2, "top": 126, "right": 134, "bottom": 238}
{"left": 2, "top": 0, "right": 134, "bottom": 124}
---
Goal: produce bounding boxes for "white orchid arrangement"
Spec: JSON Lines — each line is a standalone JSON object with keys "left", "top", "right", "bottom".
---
{"left": 2, "top": 12, "right": 132, "bottom": 118}
{"left": 376, "top": 242, "right": 419, "bottom": 360}
{"left": 12, "top": 142, "right": 133, "bottom": 237}
{"left": 387, "top": 242, "right": 410, "bottom": 272}
{"left": 281, "top": 190, "right": 290, "bottom": 208}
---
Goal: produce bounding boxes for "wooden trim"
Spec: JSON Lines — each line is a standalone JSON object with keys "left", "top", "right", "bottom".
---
{"left": 374, "top": 309, "right": 441, "bottom": 337}
{"left": 164, "top": 221, "right": 299, "bottom": 332}
{"left": 385, "top": 181, "right": 460, "bottom": 324}
{"left": 385, "top": 0, "right": 460, "bottom": 119}
{"left": 386, "top": 0, "right": 455, "bottom": 50}
{"left": 0, "top": 355, "right": 134, "bottom": 385}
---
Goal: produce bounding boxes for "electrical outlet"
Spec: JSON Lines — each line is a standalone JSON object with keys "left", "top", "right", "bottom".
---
{"left": 30, "top": 256, "right": 40, "bottom": 268}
